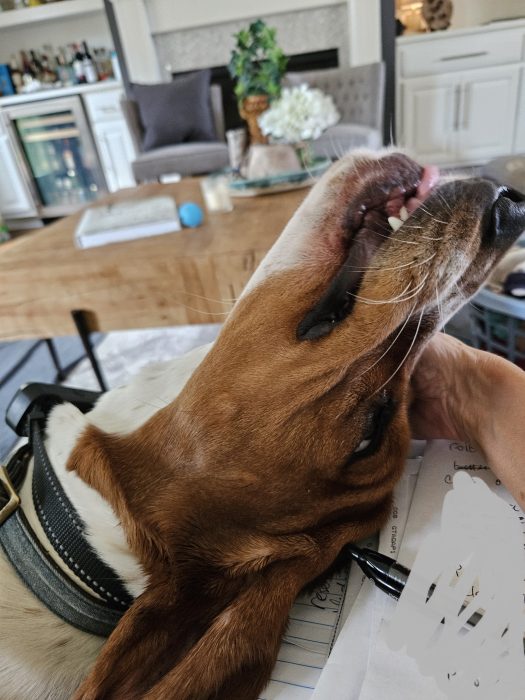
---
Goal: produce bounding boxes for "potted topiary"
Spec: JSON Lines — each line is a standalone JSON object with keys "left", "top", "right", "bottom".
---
{"left": 228, "top": 19, "right": 288, "bottom": 144}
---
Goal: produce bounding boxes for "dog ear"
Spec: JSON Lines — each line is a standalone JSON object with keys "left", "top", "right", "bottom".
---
{"left": 73, "top": 562, "right": 305, "bottom": 700}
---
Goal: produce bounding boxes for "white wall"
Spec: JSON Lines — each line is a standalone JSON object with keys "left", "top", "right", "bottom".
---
{"left": 451, "top": 0, "right": 525, "bottom": 28}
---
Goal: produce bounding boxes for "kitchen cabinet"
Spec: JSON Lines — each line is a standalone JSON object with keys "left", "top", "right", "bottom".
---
{"left": 397, "top": 20, "right": 525, "bottom": 166}
{"left": 84, "top": 88, "right": 136, "bottom": 192}
{"left": 0, "top": 128, "right": 37, "bottom": 219}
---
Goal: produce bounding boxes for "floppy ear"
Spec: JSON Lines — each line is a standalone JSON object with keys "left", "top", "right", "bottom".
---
{"left": 73, "top": 564, "right": 305, "bottom": 700}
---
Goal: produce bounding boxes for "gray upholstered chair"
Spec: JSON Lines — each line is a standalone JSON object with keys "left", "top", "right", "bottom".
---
{"left": 286, "top": 62, "right": 385, "bottom": 159}
{"left": 121, "top": 85, "right": 229, "bottom": 182}
{"left": 482, "top": 155, "right": 525, "bottom": 194}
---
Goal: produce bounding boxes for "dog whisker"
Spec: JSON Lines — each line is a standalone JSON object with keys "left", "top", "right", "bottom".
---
{"left": 373, "top": 306, "right": 426, "bottom": 396}
{"left": 347, "top": 274, "right": 428, "bottom": 305}
{"left": 340, "top": 252, "right": 436, "bottom": 273}
{"left": 453, "top": 281, "right": 474, "bottom": 309}
{"left": 171, "top": 290, "right": 237, "bottom": 305}
{"left": 134, "top": 397, "right": 171, "bottom": 412}
{"left": 398, "top": 225, "right": 444, "bottom": 242}
{"left": 410, "top": 201, "right": 449, "bottom": 225}
{"left": 282, "top": 637, "right": 326, "bottom": 655}
{"left": 435, "top": 286, "right": 446, "bottom": 332}
{"left": 434, "top": 186, "right": 454, "bottom": 214}
{"left": 356, "top": 300, "right": 419, "bottom": 380}
{"left": 172, "top": 303, "right": 232, "bottom": 317}
{"left": 357, "top": 226, "right": 420, "bottom": 246}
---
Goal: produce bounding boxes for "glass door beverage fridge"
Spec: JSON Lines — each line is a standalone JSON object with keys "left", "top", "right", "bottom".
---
{"left": 5, "top": 96, "right": 107, "bottom": 218}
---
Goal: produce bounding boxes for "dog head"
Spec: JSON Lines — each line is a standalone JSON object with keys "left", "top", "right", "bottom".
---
{"left": 72, "top": 151, "right": 525, "bottom": 699}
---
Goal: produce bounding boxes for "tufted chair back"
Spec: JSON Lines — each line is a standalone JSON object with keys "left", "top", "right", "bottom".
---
{"left": 285, "top": 62, "right": 385, "bottom": 134}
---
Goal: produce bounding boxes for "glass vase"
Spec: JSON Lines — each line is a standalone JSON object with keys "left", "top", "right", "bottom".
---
{"left": 295, "top": 141, "right": 315, "bottom": 170}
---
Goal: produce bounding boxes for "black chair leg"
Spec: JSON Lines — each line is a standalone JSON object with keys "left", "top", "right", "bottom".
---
{"left": 44, "top": 338, "right": 67, "bottom": 382}
{"left": 71, "top": 310, "right": 108, "bottom": 392}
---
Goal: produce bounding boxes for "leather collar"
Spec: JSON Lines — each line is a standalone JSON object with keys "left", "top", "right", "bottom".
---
{"left": 0, "top": 386, "right": 134, "bottom": 636}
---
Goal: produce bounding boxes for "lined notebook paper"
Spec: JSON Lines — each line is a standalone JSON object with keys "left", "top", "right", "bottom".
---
{"left": 260, "top": 568, "right": 350, "bottom": 699}
{"left": 312, "top": 440, "right": 525, "bottom": 700}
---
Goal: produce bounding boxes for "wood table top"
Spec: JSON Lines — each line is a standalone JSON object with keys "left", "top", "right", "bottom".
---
{"left": 0, "top": 180, "right": 307, "bottom": 340}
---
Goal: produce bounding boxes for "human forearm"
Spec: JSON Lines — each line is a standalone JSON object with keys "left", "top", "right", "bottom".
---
{"left": 454, "top": 350, "right": 525, "bottom": 510}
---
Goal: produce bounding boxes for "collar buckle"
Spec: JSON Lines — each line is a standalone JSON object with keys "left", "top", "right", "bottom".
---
{"left": 0, "top": 464, "right": 21, "bottom": 525}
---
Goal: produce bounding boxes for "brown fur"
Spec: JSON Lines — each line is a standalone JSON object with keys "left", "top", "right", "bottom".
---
{"left": 68, "top": 152, "right": 517, "bottom": 699}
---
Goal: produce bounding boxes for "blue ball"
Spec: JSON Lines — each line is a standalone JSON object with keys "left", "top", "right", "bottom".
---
{"left": 179, "top": 202, "right": 204, "bottom": 228}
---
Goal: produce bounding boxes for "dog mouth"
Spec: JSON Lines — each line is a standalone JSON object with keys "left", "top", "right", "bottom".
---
{"left": 298, "top": 154, "right": 440, "bottom": 341}
{"left": 298, "top": 153, "right": 525, "bottom": 344}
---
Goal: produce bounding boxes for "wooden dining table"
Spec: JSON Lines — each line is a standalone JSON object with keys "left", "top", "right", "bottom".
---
{"left": 0, "top": 180, "right": 307, "bottom": 342}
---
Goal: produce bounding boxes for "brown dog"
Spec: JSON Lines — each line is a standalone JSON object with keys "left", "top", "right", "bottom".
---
{"left": 2, "top": 150, "right": 523, "bottom": 699}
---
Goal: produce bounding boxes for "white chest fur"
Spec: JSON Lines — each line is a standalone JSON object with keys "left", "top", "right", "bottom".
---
{"left": 0, "top": 343, "right": 212, "bottom": 700}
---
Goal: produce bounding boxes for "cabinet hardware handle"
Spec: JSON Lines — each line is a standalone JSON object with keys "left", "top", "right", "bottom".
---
{"left": 462, "top": 84, "right": 469, "bottom": 130}
{"left": 453, "top": 85, "right": 461, "bottom": 131}
{"left": 439, "top": 51, "right": 489, "bottom": 62}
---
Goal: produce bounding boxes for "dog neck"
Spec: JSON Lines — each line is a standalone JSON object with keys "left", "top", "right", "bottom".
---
{"left": 39, "top": 343, "right": 213, "bottom": 598}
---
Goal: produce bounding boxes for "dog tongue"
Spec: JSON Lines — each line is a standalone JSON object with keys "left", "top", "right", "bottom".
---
{"left": 406, "top": 165, "right": 440, "bottom": 213}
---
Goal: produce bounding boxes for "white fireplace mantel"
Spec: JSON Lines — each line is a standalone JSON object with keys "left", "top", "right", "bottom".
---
{"left": 109, "top": 0, "right": 381, "bottom": 84}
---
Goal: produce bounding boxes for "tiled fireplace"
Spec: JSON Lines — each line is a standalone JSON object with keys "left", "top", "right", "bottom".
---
{"left": 152, "top": 3, "right": 348, "bottom": 131}
{"left": 153, "top": 3, "right": 349, "bottom": 77}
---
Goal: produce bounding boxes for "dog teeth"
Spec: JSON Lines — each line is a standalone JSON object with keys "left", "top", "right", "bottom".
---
{"left": 400, "top": 206, "right": 409, "bottom": 221}
{"left": 388, "top": 216, "right": 403, "bottom": 232}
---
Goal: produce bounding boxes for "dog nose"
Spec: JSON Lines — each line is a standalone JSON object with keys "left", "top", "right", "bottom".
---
{"left": 490, "top": 186, "right": 525, "bottom": 244}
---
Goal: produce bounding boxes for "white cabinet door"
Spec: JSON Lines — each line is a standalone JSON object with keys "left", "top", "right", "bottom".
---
{"left": 457, "top": 65, "right": 520, "bottom": 163}
{"left": 402, "top": 74, "right": 459, "bottom": 165}
{"left": 0, "top": 133, "right": 37, "bottom": 218}
{"left": 92, "top": 121, "right": 136, "bottom": 192}
{"left": 513, "top": 67, "right": 525, "bottom": 154}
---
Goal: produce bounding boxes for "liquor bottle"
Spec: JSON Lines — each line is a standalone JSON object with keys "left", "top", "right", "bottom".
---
{"left": 8, "top": 55, "right": 23, "bottom": 93}
{"left": 39, "top": 53, "right": 58, "bottom": 84}
{"left": 29, "top": 50, "right": 44, "bottom": 80}
{"left": 20, "top": 51, "right": 36, "bottom": 88}
{"left": 93, "top": 48, "right": 110, "bottom": 81}
{"left": 81, "top": 41, "right": 98, "bottom": 83}
{"left": 56, "top": 49, "right": 75, "bottom": 86}
{"left": 71, "top": 44, "right": 86, "bottom": 84}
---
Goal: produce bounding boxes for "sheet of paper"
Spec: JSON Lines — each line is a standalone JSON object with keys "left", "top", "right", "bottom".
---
{"left": 357, "top": 439, "right": 525, "bottom": 700}
{"left": 259, "top": 448, "right": 423, "bottom": 700}
{"left": 379, "top": 457, "right": 422, "bottom": 560}
{"left": 262, "top": 438, "right": 525, "bottom": 699}
{"left": 311, "top": 455, "right": 423, "bottom": 699}
{"left": 260, "top": 568, "right": 351, "bottom": 700}
{"left": 398, "top": 439, "right": 524, "bottom": 569}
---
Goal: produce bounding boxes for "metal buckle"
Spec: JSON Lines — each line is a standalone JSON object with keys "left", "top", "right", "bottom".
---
{"left": 0, "top": 464, "right": 20, "bottom": 525}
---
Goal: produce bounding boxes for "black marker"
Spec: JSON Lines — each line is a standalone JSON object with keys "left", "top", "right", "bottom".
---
{"left": 345, "top": 545, "right": 483, "bottom": 628}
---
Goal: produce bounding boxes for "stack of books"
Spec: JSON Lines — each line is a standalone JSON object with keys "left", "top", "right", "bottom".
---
{"left": 75, "top": 196, "right": 181, "bottom": 249}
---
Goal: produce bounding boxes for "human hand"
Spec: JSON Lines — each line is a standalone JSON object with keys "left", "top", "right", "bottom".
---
{"left": 411, "top": 332, "right": 525, "bottom": 511}
{"left": 409, "top": 333, "right": 487, "bottom": 443}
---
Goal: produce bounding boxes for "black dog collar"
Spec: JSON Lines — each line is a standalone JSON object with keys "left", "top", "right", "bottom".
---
{"left": 0, "top": 384, "right": 134, "bottom": 636}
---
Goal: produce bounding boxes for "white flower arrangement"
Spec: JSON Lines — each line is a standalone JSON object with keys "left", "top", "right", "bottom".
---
{"left": 258, "top": 84, "right": 340, "bottom": 144}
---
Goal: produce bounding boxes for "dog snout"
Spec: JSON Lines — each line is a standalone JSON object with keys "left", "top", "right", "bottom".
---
{"left": 489, "top": 185, "right": 525, "bottom": 246}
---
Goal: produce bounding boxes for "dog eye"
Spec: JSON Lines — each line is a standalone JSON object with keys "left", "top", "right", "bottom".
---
{"left": 347, "top": 396, "right": 396, "bottom": 465}
{"left": 354, "top": 438, "right": 372, "bottom": 454}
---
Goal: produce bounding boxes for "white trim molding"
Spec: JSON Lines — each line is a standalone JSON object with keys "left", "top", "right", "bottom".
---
{"left": 110, "top": 0, "right": 162, "bottom": 83}
{"left": 145, "top": 0, "right": 343, "bottom": 34}
{"left": 347, "top": 0, "right": 381, "bottom": 66}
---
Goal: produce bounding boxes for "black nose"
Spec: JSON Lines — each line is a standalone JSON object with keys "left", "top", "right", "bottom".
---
{"left": 490, "top": 186, "right": 525, "bottom": 244}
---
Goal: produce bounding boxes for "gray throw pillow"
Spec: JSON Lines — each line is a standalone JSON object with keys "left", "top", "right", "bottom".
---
{"left": 132, "top": 69, "right": 217, "bottom": 151}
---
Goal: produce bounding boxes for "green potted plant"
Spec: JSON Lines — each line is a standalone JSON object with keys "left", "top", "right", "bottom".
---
{"left": 228, "top": 19, "right": 288, "bottom": 144}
